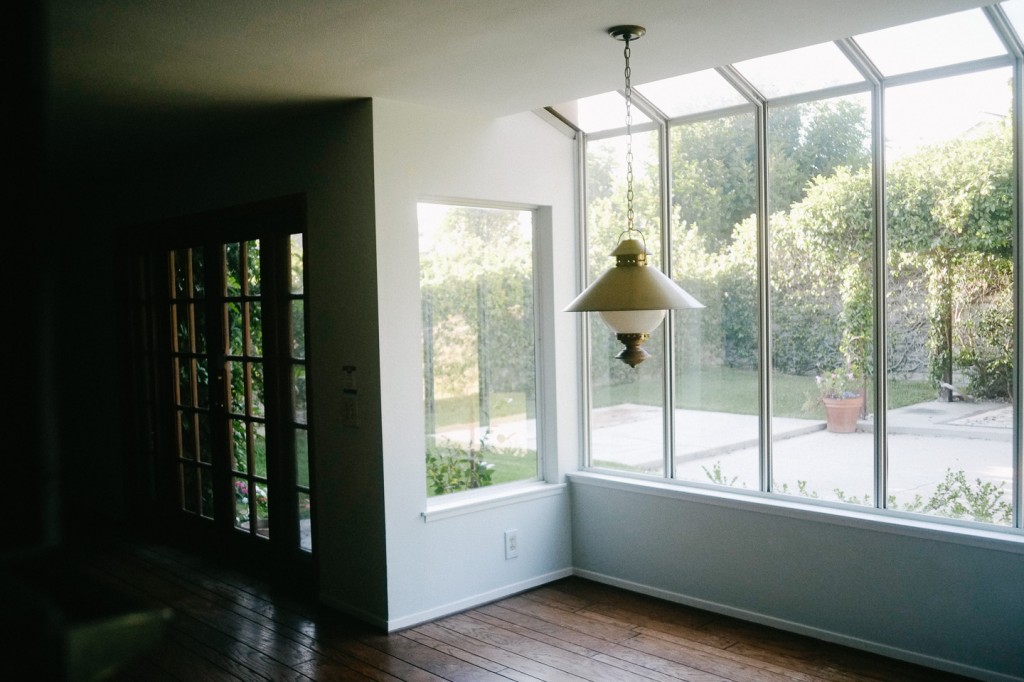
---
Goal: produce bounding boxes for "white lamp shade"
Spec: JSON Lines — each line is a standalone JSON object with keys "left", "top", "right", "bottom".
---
{"left": 599, "top": 309, "right": 666, "bottom": 335}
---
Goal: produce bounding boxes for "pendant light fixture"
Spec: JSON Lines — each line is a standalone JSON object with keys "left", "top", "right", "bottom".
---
{"left": 566, "top": 25, "right": 703, "bottom": 367}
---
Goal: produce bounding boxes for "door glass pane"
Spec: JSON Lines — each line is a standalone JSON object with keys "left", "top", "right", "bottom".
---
{"left": 228, "top": 361, "right": 246, "bottom": 414}
{"left": 174, "top": 304, "right": 191, "bottom": 352}
{"left": 885, "top": 69, "right": 1015, "bottom": 526}
{"left": 419, "top": 202, "right": 539, "bottom": 495}
{"left": 669, "top": 112, "right": 759, "bottom": 488}
{"left": 584, "top": 130, "right": 665, "bottom": 475}
{"left": 227, "top": 302, "right": 244, "bottom": 356}
{"left": 200, "top": 469, "right": 215, "bottom": 519}
{"left": 226, "top": 243, "right": 242, "bottom": 297}
{"left": 290, "top": 300, "right": 305, "bottom": 359}
{"left": 253, "top": 423, "right": 267, "bottom": 478}
{"left": 197, "top": 413, "right": 212, "bottom": 464}
{"left": 194, "top": 305, "right": 207, "bottom": 354}
{"left": 231, "top": 418, "right": 248, "bottom": 472}
{"left": 248, "top": 302, "right": 263, "bottom": 356}
{"left": 177, "top": 360, "right": 193, "bottom": 407}
{"left": 178, "top": 411, "right": 195, "bottom": 461}
{"left": 255, "top": 482, "right": 270, "bottom": 538}
{"left": 293, "top": 365, "right": 307, "bottom": 424}
{"left": 295, "top": 429, "right": 309, "bottom": 487}
{"left": 768, "top": 93, "right": 874, "bottom": 505}
{"left": 251, "top": 362, "right": 265, "bottom": 417}
{"left": 246, "top": 240, "right": 261, "bottom": 296}
{"left": 191, "top": 247, "right": 205, "bottom": 298}
{"left": 290, "top": 234, "right": 304, "bottom": 294}
{"left": 173, "top": 249, "right": 188, "bottom": 298}
{"left": 182, "top": 465, "right": 198, "bottom": 513}
{"left": 233, "top": 476, "right": 250, "bottom": 529}
{"left": 298, "top": 492, "right": 311, "bottom": 552}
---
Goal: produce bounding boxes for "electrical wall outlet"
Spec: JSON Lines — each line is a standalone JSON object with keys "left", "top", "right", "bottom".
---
{"left": 504, "top": 529, "right": 518, "bottom": 559}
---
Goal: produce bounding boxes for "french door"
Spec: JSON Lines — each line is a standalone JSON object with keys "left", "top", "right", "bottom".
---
{"left": 130, "top": 196, "right": 313, "bottom": 570}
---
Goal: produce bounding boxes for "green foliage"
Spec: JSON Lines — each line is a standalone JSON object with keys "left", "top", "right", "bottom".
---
{"left": 425, "top": 441, "right": 494, "bottom": 496}
{"left": 702, "top": 461, "right": 739, "bottom": 487}
{"left": 921, "top": 468, "right": 1013, "bottom": 524}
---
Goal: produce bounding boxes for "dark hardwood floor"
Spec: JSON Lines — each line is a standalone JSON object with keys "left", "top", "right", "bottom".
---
{"left": 69, "top": 540, "right": 972, "bottom": 681}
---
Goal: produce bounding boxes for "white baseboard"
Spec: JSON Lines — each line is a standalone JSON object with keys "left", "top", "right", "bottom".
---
{"left": 573, "top": 568, "right": 1022, "bottom": 682}
{"left": 383, "top": 567, "right": 574, "bottom": 632}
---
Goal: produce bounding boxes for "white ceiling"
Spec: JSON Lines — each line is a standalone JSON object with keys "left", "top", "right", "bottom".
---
{"left": 47, "top": 0, "right": 991, "bottom": 163}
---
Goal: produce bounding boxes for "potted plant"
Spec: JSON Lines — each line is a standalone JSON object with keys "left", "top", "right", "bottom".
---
{"left": 816, "top": 366, "right": 864, "bottom": 433}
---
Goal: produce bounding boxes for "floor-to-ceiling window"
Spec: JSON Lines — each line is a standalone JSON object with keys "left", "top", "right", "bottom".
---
{"left": 553, "top": 2, "right": 1023, "bottom": 530}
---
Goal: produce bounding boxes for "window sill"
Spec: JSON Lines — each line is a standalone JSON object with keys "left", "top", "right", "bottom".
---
{"left": 568, "top": 471, "right": 1024, "bottom": 555}
{"left": 422, "top": 481, "right": 567, "bottom": 522}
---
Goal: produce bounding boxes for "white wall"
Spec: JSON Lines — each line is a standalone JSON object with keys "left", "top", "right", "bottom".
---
{"left": 570, "top": 473, "right": 1024, "bottom": 681}
{"left": 370, "top": 100, "right": 580, "bottom": 628}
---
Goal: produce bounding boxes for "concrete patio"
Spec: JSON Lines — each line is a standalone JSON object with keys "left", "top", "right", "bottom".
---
{"left": 435, "top": 398, "right": 1015, "bottom": 520}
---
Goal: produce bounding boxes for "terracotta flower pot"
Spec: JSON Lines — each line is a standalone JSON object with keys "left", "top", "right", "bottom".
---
{"left": 822, "top": 396, "right": 863, "bottom": 433}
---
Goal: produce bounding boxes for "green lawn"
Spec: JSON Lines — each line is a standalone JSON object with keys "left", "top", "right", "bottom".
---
{"left": 594, "top": 365, "right": 935, "bottom": 419}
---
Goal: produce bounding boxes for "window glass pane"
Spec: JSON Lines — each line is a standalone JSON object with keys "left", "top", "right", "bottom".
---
{"left": 767, "top": 93, "right": 875, "bottom": 504}
{"left": 669, "top": 112, "right": 759, "bottom": 488}
{"left": 226, "top": 302, "right": 244, "bottom": 356}
{"left": 584, "top": 130, "right": 665, "bottom": 475}
{"left": 290, "top": 234, "right": 304, "bottom": 294}
{"left": 853, "top": 9, "right": 1006, "bottom": 76}
{"left": 551, "top": 91, "right": 652, "bottom": 133}
{"left": 637, "top": 68, "right": 748, "bottom": 118}
{"left": 885, "top": 69, "right": 1015, "bottom": 526}
{"left": 733, "top": 42, "right": 865, "bottom": 98}
{"left": 419, "top": 203, "right": 538, "bottom": 495}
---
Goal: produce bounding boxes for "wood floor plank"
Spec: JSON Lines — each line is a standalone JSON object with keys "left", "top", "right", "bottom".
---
{"left": 415, "top": 619, "right": 594, "bottom": 682}
{"left": 70, "top": 541, "right": 974, "bottom": 682}
{"left": 361, "top": 631, "right": 515, "bottom": 681}
{"left": 438, "top": 613, "right": 657, "bottom": 682}
{"left": 494, "top": 595, "right": 639, "bottom": 644}
{"left": 471, "top": 608, "right": 731, "bottom": 682}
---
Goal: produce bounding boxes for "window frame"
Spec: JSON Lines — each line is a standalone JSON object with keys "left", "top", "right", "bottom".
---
{"left": 417, "top": 198, "right": 550, "bottom": 508}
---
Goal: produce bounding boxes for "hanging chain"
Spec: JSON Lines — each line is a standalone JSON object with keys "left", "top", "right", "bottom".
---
{"left": 623, "top": 38, "right": 635, "bottom": 235}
